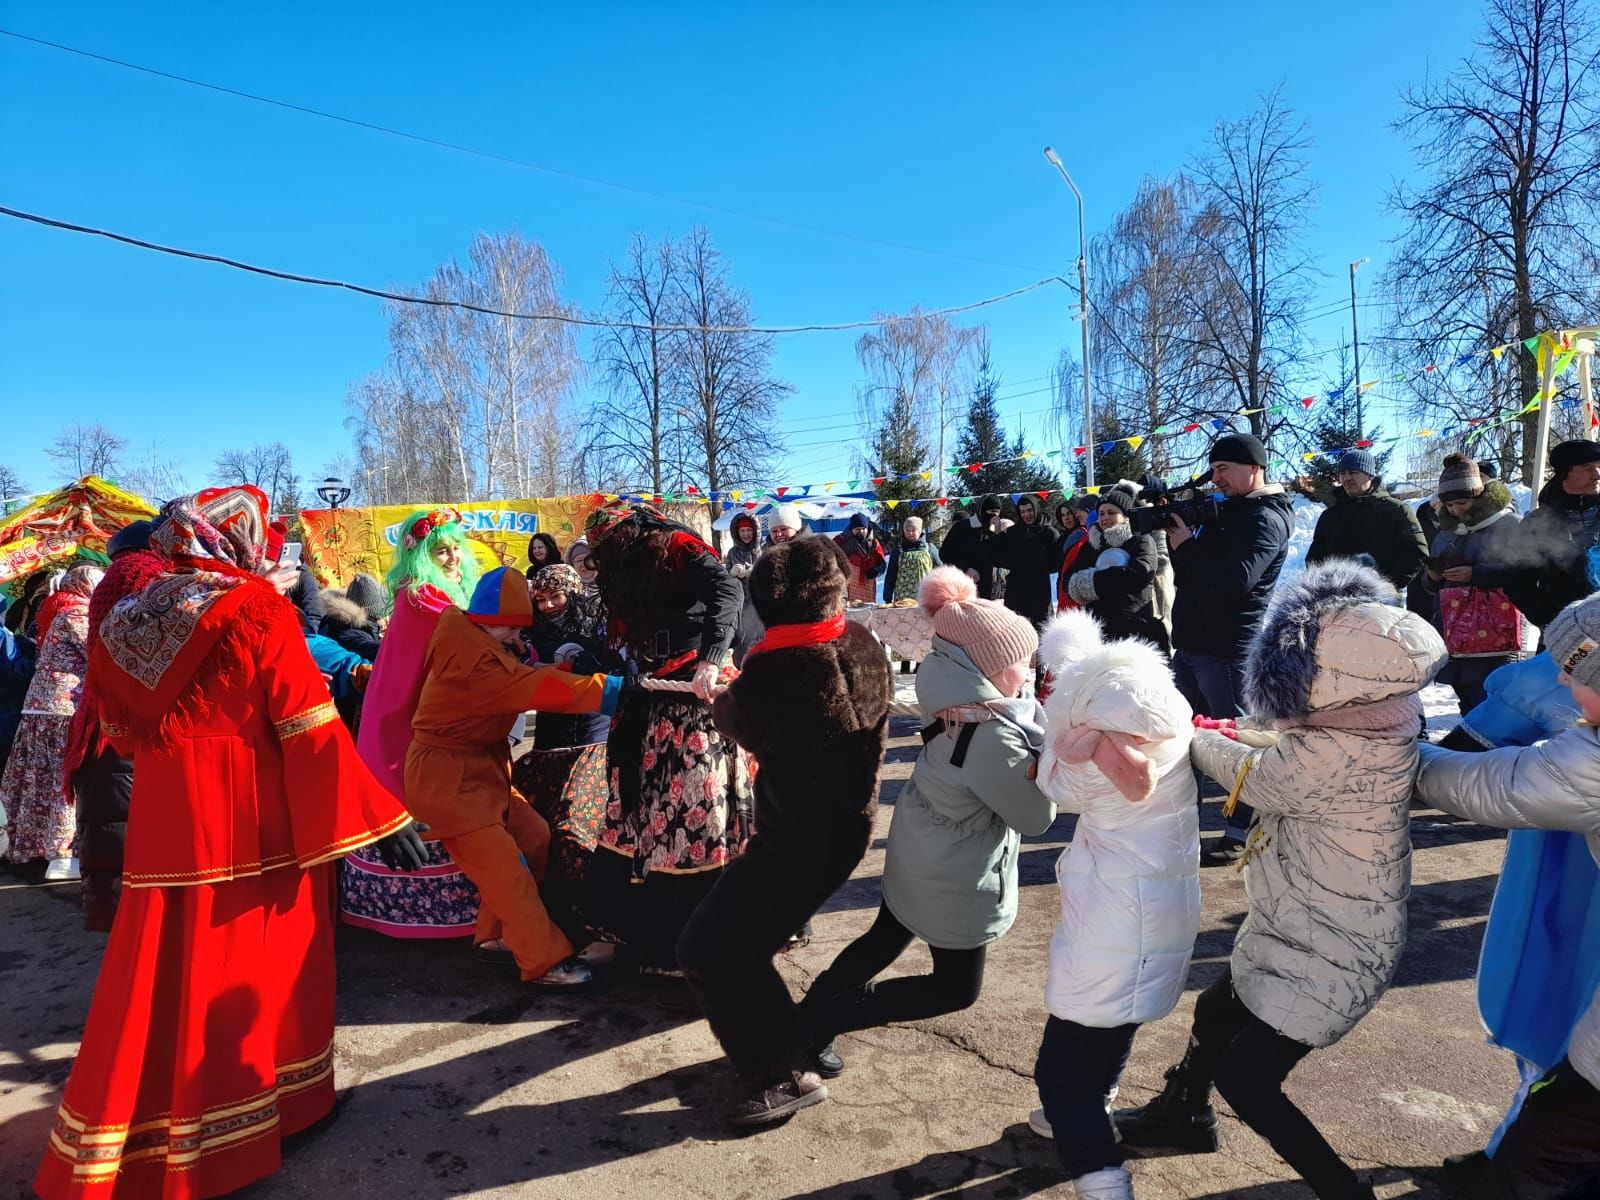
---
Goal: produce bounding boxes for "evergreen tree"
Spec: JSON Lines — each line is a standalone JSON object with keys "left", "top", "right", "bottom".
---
{"left": 865, "top": 389, "right": 931, "bottom": 524}
{"left": 954, "top": 354, "right": 1062, "bottom": 506}
{"left": 1304, "top": 417, "right": 1394, "bottom": 503}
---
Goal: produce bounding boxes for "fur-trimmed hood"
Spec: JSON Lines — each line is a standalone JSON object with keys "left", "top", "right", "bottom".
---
{"left": 319, "top": 591, "right": 374, "bottom": 636}
{"left": 1244, "top": 559, "right": 1446, "bottom": 721}
{"left": 1040, "top": 609, "right": 1190, "bottom": 749}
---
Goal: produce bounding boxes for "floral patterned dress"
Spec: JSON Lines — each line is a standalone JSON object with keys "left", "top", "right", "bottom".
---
{"left": 1, "top": 599, "right": 90, "bottom": 862}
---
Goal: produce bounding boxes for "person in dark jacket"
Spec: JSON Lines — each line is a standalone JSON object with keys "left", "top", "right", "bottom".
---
{"left": 1423, "top": 455, "right": 1523, "bottom": 715}
{"left": 1305, "top": 449, "right": 1428, "bottom": 591}
{"left": 319, "top": 591, "right": 382, "bottom": 661}
{"left": 1406, "top": 496, "right": 1443, "bottom": 623}
{"left": 1505, "top": 439, "right": 1600, "bottom": 630}
{"left": 528, "top": 564, "right": 615, "bottom": 749}
{"left": 678, "top": 535, "right": 892, "bottom": 1128}
{"left": 1167, "top": 433, "right": 1294, "bottom": 865}
{"left": 1061, "top": 487, "right": 1169, "bottom": 652}
{"left": 939, "top": 495, "right": 1009, "bottom": 600}
{"left": 996, "top": 495, "right": 1060, "bottom": 627}
{"left": 833, "top": 513, "right": 887, "bottom": 606}
{"left": 885, "top": 517, "right": 942, "bottom": 604}
{"left": 723, "top": 513, "right": 761, "bottom": 579}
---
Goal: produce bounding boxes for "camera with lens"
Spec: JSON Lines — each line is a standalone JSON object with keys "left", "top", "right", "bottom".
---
{"left": 1128, "top": 474, "right": 1225, "bottom": 538}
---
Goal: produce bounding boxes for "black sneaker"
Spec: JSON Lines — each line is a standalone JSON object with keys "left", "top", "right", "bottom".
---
{"left": 1440, "top": 1149, "right": 1489, "bottom": 1193}
{"left": 1200, "top": 836, "right": 1246, "bottom": 867}
{"left": 1112, "top": 1066, "right": 1220, "bottom": 1154}
{"left": 727, "top": 1071, "right": 828, "bottom": 1128}
{"left": 811, "top": 1043, "right": 844, "bottom": 1078}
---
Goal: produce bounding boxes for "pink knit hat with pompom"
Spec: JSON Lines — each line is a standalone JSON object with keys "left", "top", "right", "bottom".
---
{"left": 918, "top": 567, "right": 1039, "bottom": 682}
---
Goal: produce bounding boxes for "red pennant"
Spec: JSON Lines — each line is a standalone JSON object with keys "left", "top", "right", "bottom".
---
{"left": 744, "top": 501, "right": 757, "bottom": 510}
{"left": 1301, "top": 397, "right": 1315, "bottom": 409}
{"left": 1355, "top": 439, "right": 1374, "bottom": 449}
{"left": 1036, "top": 490, "right": 1050, "bottom": 500}
{"left": 775, "top": 486, "right": 788, "bottom": 497}
{"left": 1423, "top": 364, "right": 1437, "bottom": 373}
{"left": 937, "top": 497, "right": 949, "bottom": 506}
{"left": 1073, "top": 446, "right": 1087, "bottom": 456}
{"left": 1182, "top": 422, "right": 1200, "bottom": 433}
{"left": 838, "top": 501, "right": 849, "bottom": 508}
{"left": 968, "top": 463, "right": 982, "bottom": 474}
{"left": 872, "top": 477, "right": 885, "bottom": 487}
{"left": 687, "top": 485, "right": 700, "bottom": 494}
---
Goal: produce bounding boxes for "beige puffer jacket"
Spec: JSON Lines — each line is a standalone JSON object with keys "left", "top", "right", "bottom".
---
{"left": 1416, "top": 728, "right": 1600, "bottom": 1090}
{"left": 1191, "top": 561, "right": 1447, "bottom": 1049}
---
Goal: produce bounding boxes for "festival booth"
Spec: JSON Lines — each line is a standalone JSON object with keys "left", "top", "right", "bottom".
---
{"left": 0, "top": 476, "right": 157, "bottom": 591}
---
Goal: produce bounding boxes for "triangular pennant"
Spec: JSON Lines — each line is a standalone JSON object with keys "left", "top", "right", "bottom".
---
{"left": 885, "top": 499, "right": 900, "bottom": 510}
{"left": 1099, "top": 441, "right": 1115, "bottom": 454}
{"left": 1036, "top": 490, "right": 1050, "bottom": 500}
{"left": 730, "top": 490, "right": 742, "bottom": 500}
{"left": 775, "top": 486, "right": 787, "bottom": 498}
{"left": 1210, "top": 418, "right": 1226, "bottom": 431}
{"left": 1524, "top": 336, "right": 1542, "bottom": 355}
{"left": 1301, "top": 397, "right": 1315, "bottom": 409}
{"left": 1010, "top": 493, "right": 1022, "bottom": 504}
{"left": 872, "top": 477, "right": 886, "bottom": 487}
{"left": 1073, "top": 446, "right": 1087, "bottom": 456}
{"left": 920, "top": 470, "right": 932, "bottom": 481}
{"left": 1491, "top": 345, "right": 1506, "bottom": 360}
{"left": 937, "top": 497, "right": 949, "bottom": 507}
{"left": 687, "top": 485, "right": 700, "bottom": 494}
{"left": 968, "top": 462, "right": 982, "bottom": 474}
{"left": 1182, "top": 422, "right": 1200, "bottom": 433}
{"left": 1048, "top": 449, "right": 1062, "bottom": 458}
{"left": 1126, "top": 435, "right": 1144, "bottom": 451}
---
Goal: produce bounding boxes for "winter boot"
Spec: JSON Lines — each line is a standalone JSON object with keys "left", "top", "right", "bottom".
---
{"left": 1112, "top": 1060, "right": 1220, "bottom": 1154}
{"left": 1071, "top": 1167, "right": 1133, "bottom": 1200}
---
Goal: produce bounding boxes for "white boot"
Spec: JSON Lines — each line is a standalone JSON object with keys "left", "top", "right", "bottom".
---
{"left": 1073, "top": 1167, "right": 1133, "bottom": 1200}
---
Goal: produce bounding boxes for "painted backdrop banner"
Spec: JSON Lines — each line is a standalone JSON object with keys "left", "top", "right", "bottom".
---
{"left": 299, "top": 495, "right": 600, "bottom": 588}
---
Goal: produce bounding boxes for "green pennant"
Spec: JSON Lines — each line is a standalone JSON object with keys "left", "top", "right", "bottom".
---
{"left": 1524, "top": 336, "right": 1541, "bottom": 355}
{"left": 1267, "top": 405, "right": 1284, "bottom": 415}
{"left": 1047, "top": 449, "right": 1062, "bottom": 457}
{"left": 847, "top": 480, "right": 859, "bottom": 490}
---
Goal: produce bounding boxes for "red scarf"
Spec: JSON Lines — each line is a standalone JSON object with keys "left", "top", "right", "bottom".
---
{"left": 746, "top": 613, "right": 848, "bottom": 659}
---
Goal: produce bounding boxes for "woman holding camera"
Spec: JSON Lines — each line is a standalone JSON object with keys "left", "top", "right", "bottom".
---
{"left": 1060, "top": 486, "right": 1170, "bottom": 653}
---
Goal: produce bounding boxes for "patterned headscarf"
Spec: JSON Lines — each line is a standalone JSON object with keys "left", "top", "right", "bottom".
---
{"left": 36, "top": 564, "right": 105, "bottom": 645}
{"left": 151, "top": 485, "right": 271, "bottom": 575}
{"left": 585, "top": 500, "right": 668, "bottom": 546}
{"left": 531, "top": 563, "right": 582, "bottom": 599}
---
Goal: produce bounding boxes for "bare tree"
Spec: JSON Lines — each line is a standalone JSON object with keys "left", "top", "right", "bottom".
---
{"left": 855, "top": 308, "right": 982, "bottom": 495}
{"left": 348, "top": 232, "right": 581, "bottom": 502}
{"left": 214, "top": 442, "right": 300, "bottom": 512}
{"left": 1385, "top": 0, "right": 1600, "bottom": 480}
{"left": 0, "top": 464, "right": 28, "bottom": 512}
{"left": 46, "top": 422, "right": 128, "bottom": 481}
{"left": 670, "top": 228, "right": 792, "bottom": 499}
{"left": 120, "top": 441, "right": 188, "bottom": 503}
{"left": 1187, "top": 85, "right": 1317, "bottom": 444}
{"left": 586, "top": 234, "right": 686, "bottom": 493}
{"left": 1088, "top": 174, "right": 1220, "bottom": 474}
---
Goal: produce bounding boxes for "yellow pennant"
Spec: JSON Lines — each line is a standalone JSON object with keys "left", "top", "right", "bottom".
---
{"left": 1126, "top": 435, "right": 1144, "bottom": 451}
{"left": 920, "top": 471, "right": 932, "bottom": 481}
{"left": 730, "top": 490, "right": 742, "bottom": 501}
{"left": 1491, "top": 345, "right": 1506, "bottom": 360}
{"left": 885, "top": 499, "right": 900, "bottom": 510}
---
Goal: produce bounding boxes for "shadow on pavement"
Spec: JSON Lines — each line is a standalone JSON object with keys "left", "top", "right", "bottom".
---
{"left": 780, "top": 1126, "right": 1062, "bottom": 1199}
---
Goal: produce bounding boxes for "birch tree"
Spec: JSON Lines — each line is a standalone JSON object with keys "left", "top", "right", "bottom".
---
{"left": 856, "top": 309, "right": 982, "bottom": 494}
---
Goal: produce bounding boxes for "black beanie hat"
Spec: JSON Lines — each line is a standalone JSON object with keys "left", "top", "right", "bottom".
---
{"left": 1550, "top": 440, "right": 1600, "bottom": 476}
{"left": 1209, "top": 432, "right": 1269, "bottom": 468}
{"left": 980, "top": 494, "right": 1002, "bottom": 514}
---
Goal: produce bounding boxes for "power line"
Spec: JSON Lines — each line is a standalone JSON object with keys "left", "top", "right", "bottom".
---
{"left": 0, "top": 203, "right": 1067, "bottom": 334}
{"left": 0, "top": 27, "right": 1053, "bottom": 275}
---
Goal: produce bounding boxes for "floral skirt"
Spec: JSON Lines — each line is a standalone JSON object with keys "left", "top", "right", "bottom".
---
{"left": 338, "top": 839, "right": 480, "bottom": 939}
{"left": 2, "top": 713, "right": 74, "bottom": 862}
{"left": 585, "top": 692, "right": 752, "bottom": 967}
{"left": 511, "top": 741, "right": 609, "bottom": 917}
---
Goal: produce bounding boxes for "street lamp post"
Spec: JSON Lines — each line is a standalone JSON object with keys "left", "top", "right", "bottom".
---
{"left": 1349, "top": 258, "right": 1369, "bottom": 441}
{"left": 1044, "top": 146, "right": 1094, "bottom": 489}
{"left": 316, "top": 476, "right": 351, "bottom": 510}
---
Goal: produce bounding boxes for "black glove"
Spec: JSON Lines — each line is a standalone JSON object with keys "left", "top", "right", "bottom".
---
{"left": 376, "top": 821, "right": 430, "bottom": 872}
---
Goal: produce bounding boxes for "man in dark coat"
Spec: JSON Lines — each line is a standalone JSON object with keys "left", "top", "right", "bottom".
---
{"left": 1167, "top": 433, "right": 1294, "bottom": 864}
{"left": 995, "top": 494, "right": 1059, "bottom": 626}
{"left": 1504, "top": 439, "right": 1600, "bottom": 630}
{"left": 1305, "top": 449, "right": 1428, "bottom": 592}
{"left": 939, "top": 495, "right": 1008, "bottom": 599}
{"left": 678, "top": 536, "right": 892, "bottom": 1129}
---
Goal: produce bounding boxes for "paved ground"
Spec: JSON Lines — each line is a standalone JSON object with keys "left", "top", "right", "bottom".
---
{"left": 1, "top": 689, "right": 1517, "bottom": 1199}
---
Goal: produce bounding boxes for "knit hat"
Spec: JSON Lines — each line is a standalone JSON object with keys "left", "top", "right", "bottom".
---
{"left": 1096, "top": 486, "right": 1136, "bottom": 516}
{"left": 1544, "top": 593, "right": 1600, "bottom": 692}
{"left": 1550, "top": 440, "right": 1600, "bottom": 477}
{"left": 345, "top": 572, "right": 393, "bottom": 619}
{"left": 107, "top": 520, "right": 154, "bottom": 559}
{"left": 1209, "top": 433, "right": 1268, "bottom": 468}
{"left": 979, "top": 494, "right": 1002, "bottom": 516}
{"left": 1437, "top": 454, "right": 1485, "bottom": 502}
{"left": 466, "top": 566, "right": 534, "bottom": 627}
{"left": 770, "top": 503, "right": 804, "bottom": 532}
{"left": 1337, "top": 449, "right": 1378, "bottom": 479}
{"left": 918, "top": 566, "right": 1038, "bottom": 683}
{"left": 849, "top": 512, "right": 871, "bottom": 530}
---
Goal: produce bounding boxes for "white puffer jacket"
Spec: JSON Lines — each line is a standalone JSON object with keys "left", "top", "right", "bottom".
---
{"left": 1416, "top": 728, "right": 1600, "bottom": 1091}
{"left": 1036, "top": 610, "right": 1200, "bottom": 1027}
{"left": 1191, "top": 561, "right": 1447, "bottom": 1049}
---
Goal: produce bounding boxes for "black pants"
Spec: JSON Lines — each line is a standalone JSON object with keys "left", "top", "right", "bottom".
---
{"left": 1184, "top": 971, "right": 1370, "bottom": 1200}
{"left": 801, "top": 902, "right": 986, "bottom": 1041}
{"left": 677, "top": 834, "right": 862, "bottom": 1085}
{"left": 1171, "top": 650, "right": 1255, "bottom": 839}
{"left": 1473, "top": 1059, "right": 1600, "bottom": 1199}
{"left": 1035, "top": 1017, "right": 1138, "bottom": 1179}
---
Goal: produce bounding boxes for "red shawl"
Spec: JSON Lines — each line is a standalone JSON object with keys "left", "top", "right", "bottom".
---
{"left": 745, "top": 613, "right": 848, "bottom": 659}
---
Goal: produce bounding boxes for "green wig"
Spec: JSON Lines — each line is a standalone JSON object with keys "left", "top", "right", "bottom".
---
{"left": 385, "top": 507, "right": 480, "bottom": 609}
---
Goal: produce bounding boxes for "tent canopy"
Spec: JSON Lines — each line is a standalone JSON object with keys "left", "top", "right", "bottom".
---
{"left": 0, "top": 475, "right": 157, "bottom": 589}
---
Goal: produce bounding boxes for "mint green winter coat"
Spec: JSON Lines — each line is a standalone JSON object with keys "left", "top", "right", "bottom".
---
{"left": 880, "top": 636, "right": 1056, "bottom": 949}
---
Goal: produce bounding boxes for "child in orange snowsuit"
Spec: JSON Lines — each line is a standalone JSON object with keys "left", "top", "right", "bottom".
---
{"left": 404, "top": 567, "right": 622, "bottom": 985}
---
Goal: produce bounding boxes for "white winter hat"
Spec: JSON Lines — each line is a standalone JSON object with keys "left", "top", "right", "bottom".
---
{"left": 770, "top": 503, "right": 804, "bottom": 532}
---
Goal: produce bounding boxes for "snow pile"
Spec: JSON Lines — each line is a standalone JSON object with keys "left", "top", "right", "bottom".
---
{"left": 1277, "top": 494, "right": 1323, "bottom": 584}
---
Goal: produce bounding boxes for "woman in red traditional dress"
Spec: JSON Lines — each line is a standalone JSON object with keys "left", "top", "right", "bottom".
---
{"left": 35, "top": 486, "right": 422, "bottom": 1200}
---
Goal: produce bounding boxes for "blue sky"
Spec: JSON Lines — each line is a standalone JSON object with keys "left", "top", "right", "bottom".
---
{"left": 0, "top": 2, "right": 1484, "bottom": 504}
